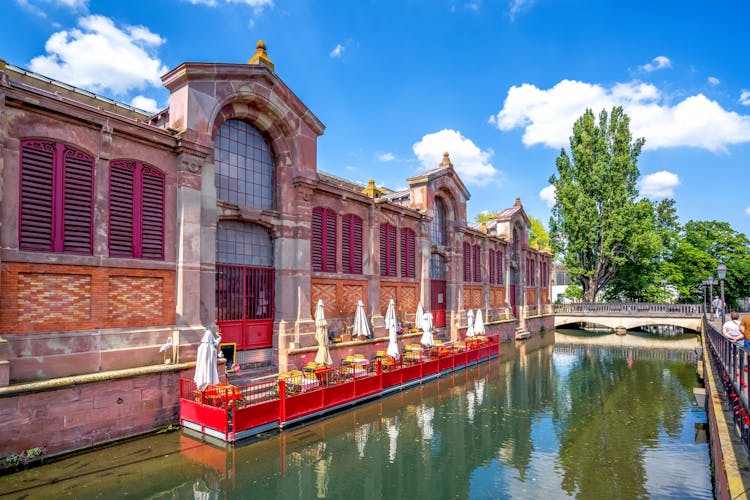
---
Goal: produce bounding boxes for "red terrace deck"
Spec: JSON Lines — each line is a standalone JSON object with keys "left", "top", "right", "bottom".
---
{"left": 180, "top": 335, "right": 500, "bottom": 442}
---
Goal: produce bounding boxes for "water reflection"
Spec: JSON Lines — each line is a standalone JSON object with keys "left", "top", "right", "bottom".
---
{"left": 0, "top": 330, "right": 710, "bottom": 499}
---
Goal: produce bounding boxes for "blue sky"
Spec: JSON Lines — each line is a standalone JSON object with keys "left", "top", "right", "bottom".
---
{"left": 4, "top": 0, "right": 750, "bottom": 237}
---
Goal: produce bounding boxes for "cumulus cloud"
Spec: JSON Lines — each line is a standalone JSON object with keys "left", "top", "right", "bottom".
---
{"left": 740, "top": 90, "right": 750, "bottom": 106}
{"left": 638, "top": 171, "right": 680, "bottom": 199}
{"left": 413, "top": 129, "right": 498, "bottom": 185}
{"left": 378, "top": 152, "right": 395, "bottom": 162}
{"left": 509, "top": 0, "right": 534, "bottom": 21}
{"left": 29, "top": 15, "right": 168, "bottom": 96}
{"left": 330, "top": 44, "right": 344, "bottom": 58}
{"left": 640, "top": 56, "right": 671, "bottom": 72}
{"left": 539, "top": 184, "right": 556, "bottom": 207}
{"left": 491, "top": 79, "right": 750, "bottom": 153}
{"left": 130, "top": 95, "right": 159, "bottom": 113}
{"left": 746, "top": 206, "right": 750, "bottom": 216}
{"left": 708, "top": 76, "right": 720, "bottom": 86}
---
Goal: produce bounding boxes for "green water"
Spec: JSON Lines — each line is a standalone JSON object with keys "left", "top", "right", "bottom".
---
{"left": 0, "top": 330, "right": 711, "bottom": 499}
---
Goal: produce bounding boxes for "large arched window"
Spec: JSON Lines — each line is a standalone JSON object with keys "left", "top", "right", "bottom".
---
{"left": 430, "top": 197, "right": 447, "bottom": 246}
{"left": 216, "top": 221, "right": 273, "bottom": 267}
{"left": 214, "top": 119, "right": 274, "bottom": 210}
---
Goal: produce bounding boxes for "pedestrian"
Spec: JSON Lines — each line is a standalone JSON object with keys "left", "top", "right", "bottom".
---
{"left": 712, "top": 296, "right": 722, "bottom": 320}
{"left": 722, "top": 312, "right": 743, "bottom": 341}
{"left": 739, "top": 314, "right": 750, "bottom": 350}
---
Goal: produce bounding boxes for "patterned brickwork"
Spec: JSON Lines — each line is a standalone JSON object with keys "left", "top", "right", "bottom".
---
{"left": 463, "top": 286, "right": 483, "bottom": 309}
{"left": 526, "top": 288, "right": 537, "bottom": 306}
{"left": 380, "top": 285, "right": 397, "bottom": 313}
{"left": 108, "top": 276, "right": 163, "bottom": 325}
{"left": 17, "top": 273, "right": 92, "bottom": 327}
{"left": 540, "top": 288, "right": 549, "bottom": 305}
{"left": 490, "top": 286, "right": 505, "bottom": 308}
{"left": 1, "top": 263, "right": 175, "bottom": 334}
{"left": 379, "top": 283, "right": 417, "bottom": 319}
{"left": 311, "top": 281, "right": 336, "bottom": 319}
{"left": 310, "top": 278, "right": 367, "bottom": 320}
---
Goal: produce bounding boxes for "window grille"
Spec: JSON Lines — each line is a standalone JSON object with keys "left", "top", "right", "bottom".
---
{"left": 430, "top": 198, "right": 447, "bottom": 246}
{"left": 217, "top": 221, "right": 273, "bottom": 267}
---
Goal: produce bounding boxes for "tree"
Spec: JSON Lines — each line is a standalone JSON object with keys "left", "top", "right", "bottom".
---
{"left": 549, "top": 107, "right": 657, "bottom": 302}
{"left": 528, "top": 216, "right": 551, "bottom": 250}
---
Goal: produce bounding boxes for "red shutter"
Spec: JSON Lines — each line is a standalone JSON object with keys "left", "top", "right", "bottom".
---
{"left": 311, "top": 207, "right": 323, "bottom": 271}
{"left": 388, "top": 225, "right": 396, "bottom": 277}
{"left": 497, "top": 251, "right": 503, "bottom": 284}
{"left": 488, "top": 249, "right": 495, "bottom": 284}
{"left": 473, "top": 245, "right": 481, "bottom": 282}
{"left": 110, "top": 162, "right": 136, "bottom": 257}
{"left": 141, "top": 166, "right": 165, "bottom": 259}
{"left": 62, "top": 146, "right": 94, "bottom": 254}
{"left": 19, "top": 141, "right": 55, "bottom": 251}
{"left": 352, "top": 215, "right": 363, "bottom": 274}
{"left": 463, "top": 242, "right": 471, "bottom": 282}
{"left": 400, "top": 228, "right": 415, "bottom": 278}
{"left": 342, "top": 215, "right": 351, "bottom": 273}
{"left": 324, "top": 209, "right": 336, "bottom": 272}
{"left": 380, "top": 224, "right": 388, "bottom": 276}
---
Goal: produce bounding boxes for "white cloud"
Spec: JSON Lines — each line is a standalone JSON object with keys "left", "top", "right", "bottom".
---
{"left": 330, "top": 44, "right": 344, "bottom": 58}
{"left": 228, "top": 0, "right": 273, "bottom": 13}
{"left": 638, "top": 171, "right": 680, "bottom": 199}
{"left": 740, "top": 90, "right": 750, "bottom": 106}
{"left": 539, "top": 184, "right": 556, "bottom": 207}
{"left": 413, "top": 129, "right": 498, "bottom": 185}
{"left": 18, "top": 0, "right": 89, "bottom": 10}
{"left": 378, "top": 152, "right": 395, "bottom": 162}
{"left": 492, "top": 79, "right": 750, "bottom": 153}
{"left": 465, "top": 2, "right": 480, "bottom": 12}
{"left": 29, "top": 15, "right": 168, "bottom": 96}
{"left": 708, "top": 76, "right": 720, "bottom": 86}
{"left": 130, "top": 95, "right": 159, "bottom": 113}
{"left": 509, "top": 0, "right": 534, "bottom": 21}
{"left": 746, "top": 206, "right": 750, "bottom": 216}
{"left": 640, "top": 55, "right": 671, "bottom": 72}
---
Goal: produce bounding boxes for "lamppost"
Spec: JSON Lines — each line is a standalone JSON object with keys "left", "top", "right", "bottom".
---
{"left": 717, "top": 261, "right": 727, "bottom": 319}
{"left": 708, "top": 275, "right": 714, "bottom": 312}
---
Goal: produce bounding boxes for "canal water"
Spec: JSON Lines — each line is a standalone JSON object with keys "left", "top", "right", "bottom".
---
{"left": 0, "top": 330, "right": 711, "bottom": 499}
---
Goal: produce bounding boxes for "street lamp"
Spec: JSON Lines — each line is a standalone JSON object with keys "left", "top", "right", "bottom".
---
{"left": 717, "top": 261, "right": 727, "bottom": 319}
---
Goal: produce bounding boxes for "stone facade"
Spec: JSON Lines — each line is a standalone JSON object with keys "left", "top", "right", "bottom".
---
{"left": 0, "top": 43, "right": 552, "bottom": 457}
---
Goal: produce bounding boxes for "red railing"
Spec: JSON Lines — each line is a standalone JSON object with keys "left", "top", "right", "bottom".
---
{"left": 180, "top": 335, "right": 500, "bottom": 441}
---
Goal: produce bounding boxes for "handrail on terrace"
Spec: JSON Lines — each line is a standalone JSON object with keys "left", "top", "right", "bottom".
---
{"left": 553, "top": 302, "right": 704, "bottom": 316}
{"left": 704, "top": 320, "right": 750, "bottom": 456}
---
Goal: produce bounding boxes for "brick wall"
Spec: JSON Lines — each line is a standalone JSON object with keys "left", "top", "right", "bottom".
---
{"left": 463, "top": 286, "right": 483, "bottom": 309}
{"left": 1, "top": 263, "right": 175, "bottom": 334}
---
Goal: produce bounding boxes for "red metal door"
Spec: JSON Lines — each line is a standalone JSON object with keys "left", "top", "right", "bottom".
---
{"left": 216, "top": 264, "right": 274, "bottom": 350}
{"left": 431, "top": 279, "right": 446, "bottom": 328}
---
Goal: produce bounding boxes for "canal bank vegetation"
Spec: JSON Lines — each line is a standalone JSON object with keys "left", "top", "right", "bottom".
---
{"left": 543, "top": 107, "right": 750, "bottom": 308}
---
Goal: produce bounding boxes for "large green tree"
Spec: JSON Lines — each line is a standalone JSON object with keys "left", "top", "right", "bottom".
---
{"left": 549, "top": 107, "right": 658, "bottom": 302}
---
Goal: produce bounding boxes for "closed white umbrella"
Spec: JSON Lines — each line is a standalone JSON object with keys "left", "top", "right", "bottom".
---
{"left": 353, "top": 300, "right": 372, "bottom": 338}
{"left": 414, "top": 301, "right": 424, "bottom": 331}
{"left": 465, "top": 309, "right": 475, "bottom": 338}
{"left": 194, "top": 328, "right": 221, "bottom": 392}
{"left": 420, "top": 312, "right": 434, "bottom": 347}
{"left": 474, "top": 309, "right": 486, "bottom": 335}
{"left": 314, "top": 299, "right": 332, "bottom": 365}
{"left": 385, "top": 299, "right": 400, "bottom": 359}
{"left": 385, "top": 417, "right": 399, "bottom": 463}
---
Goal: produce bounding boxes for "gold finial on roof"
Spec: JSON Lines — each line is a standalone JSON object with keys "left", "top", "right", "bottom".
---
{"left": 248, "top": 40, "right": 274, "bottom": 71}
{"left": 440, "top": 151, "right": 453, "bottom": 168}
{"left": 514, "top": 197, "right": 521, "bottom": 207}
{"left": 362, "top": 179, "right": 383, "bottom": 199}
{"left": 0, "top": 58, "right": 6, "bottom": 73}
{"left": 480, "top": 221, "right": 487, "bottom": 233}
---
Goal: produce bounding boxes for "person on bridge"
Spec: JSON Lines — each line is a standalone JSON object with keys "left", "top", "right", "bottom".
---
{"left": 739, "top": 314, "right": 750, "bottom": 349}
{"left": 712, "top": 297, "right": 723, "bottom": 320}
{"left": 722, "top": 312, "right": 743, "bottom": 341}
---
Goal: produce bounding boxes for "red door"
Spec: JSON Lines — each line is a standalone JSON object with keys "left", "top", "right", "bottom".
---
{"left": 216, "top": 264, "right": 274, "bottom": 350}
{"left": 431, "top": 279, "right": 446, "bottom": 328}
{"left": 509, "top": 284, "right": 517, "bottom": 317}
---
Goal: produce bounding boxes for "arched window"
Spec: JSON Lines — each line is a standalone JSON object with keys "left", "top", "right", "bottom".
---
{"left": 216, "top": 221, "right": 273, "bottom": 267}
{"left": 214, "top": 119, "right": 274, "bottom": 210}
{"left": 19, "top": 140, "right": 94, "bottom": 254}
{"left": 430, "top": 197, "right": 447, "bottom": 246}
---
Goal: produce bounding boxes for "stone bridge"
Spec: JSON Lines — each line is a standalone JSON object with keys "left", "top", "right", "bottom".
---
{"left": 553, "top": 303, "right": 704, "bottom": 333}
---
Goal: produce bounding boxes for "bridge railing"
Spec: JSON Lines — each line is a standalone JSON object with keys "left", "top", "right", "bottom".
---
{"left": 553, "top": 302, "right": 704, "bottom": 316}
{"left": 705, "top": 321, "right": 750, "bottom": 455}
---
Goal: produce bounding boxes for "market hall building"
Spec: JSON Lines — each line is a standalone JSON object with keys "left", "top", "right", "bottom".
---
{"left": 0, "top": 42, "right": 552, "bottom": 457}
